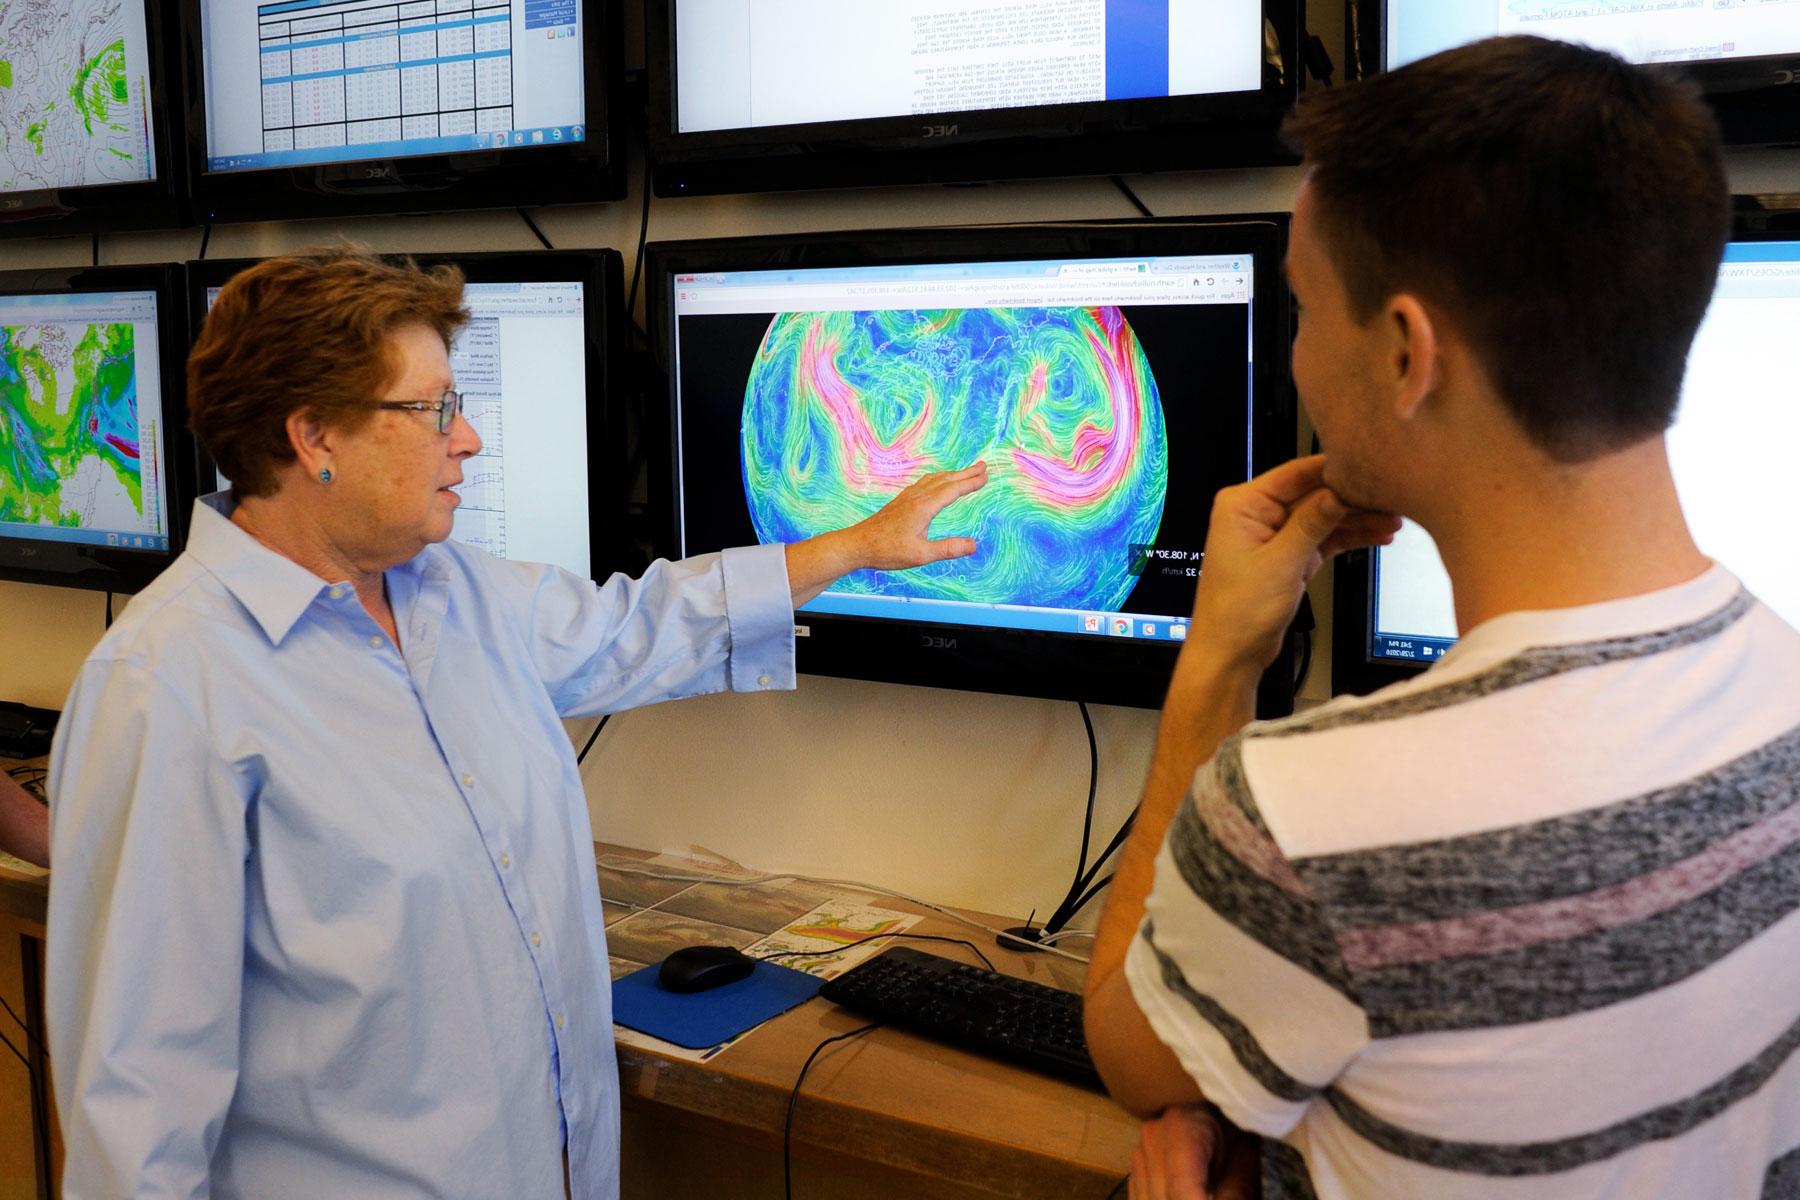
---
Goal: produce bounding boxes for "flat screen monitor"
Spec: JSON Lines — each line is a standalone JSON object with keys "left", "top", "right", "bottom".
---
{"left": 0, "top": 0, "right": 183, "bottom": 235}
{"left": 0, "top": 265, "right": 194, "bottom": 592}
{"left": 1333, "top": 227, "right": 1800, "bottom": 695}
{"left": 649, "top": 219, "right": 1297, "bottom": 711}
{"left": 180, "top": 0, "right": 622, "bottom": 223}
{"left": 190, "top": 250, "right": 624, "bottom": 579}
{"left": 1367, "top": 2, "right": 1800, "bottom": 143}
{"left": 647, "top": 0, "right": 1300, "bottom": 196}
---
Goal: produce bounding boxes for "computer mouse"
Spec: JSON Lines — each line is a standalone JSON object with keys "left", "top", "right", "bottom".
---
{"left": 658, "top": 944, "right": 757, "bottom": 994}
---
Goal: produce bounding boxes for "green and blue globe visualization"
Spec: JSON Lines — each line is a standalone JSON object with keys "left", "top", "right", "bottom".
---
{"left": 741, "top": 306, "right": 1169, "bottom": 611}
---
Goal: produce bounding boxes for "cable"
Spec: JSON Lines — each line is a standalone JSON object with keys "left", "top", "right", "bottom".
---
{"left": 575, "top": 714, "right": 611, "bottom": 766}
{"left": 784, "top": 1021, "right": 882, "bottom": 1200}
{"left": 0, "top": 993, "right": 46, "bottom": 1059}
{"left": 1292, "top": 629, "right": 1314, "bottom": 693}
{"left": 517, "top": 208, "right": 554, "bottom": 251}
{"left": 197, "top": 223, "right": 213, "bottom": 261}
{"left": 1112, "top": 176, "right": 1154, "bottom": 219}
{"left": 91, "top": 233, "right": 100, "bottom": 267}
{"left": 600, "top": 857, "right": 1092, "bottom": 965}
{"left": 624, "top": 152, "right": 653, "bottom": 348}
{"left": 0, "top": 1026, "right": 27, "bottom": 1069}
{"left": 758, "top": 931, "right": 997, "bottom": 973}
{"left": 1036, "top": 929, "right": 1096, "bottom": 946}
{"left": 104, "top": 592, "right": 114, "bottom": 629}
{"left": 1107, "top": 1172, "right": 1129, "bottom": 1199}
{"left": 1037, "top": 703, "right": 1139, "bottom": 939}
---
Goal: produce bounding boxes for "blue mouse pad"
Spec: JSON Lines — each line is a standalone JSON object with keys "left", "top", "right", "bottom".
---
{"left": 611, "top": 960, "right": 827, "bottom": 1049}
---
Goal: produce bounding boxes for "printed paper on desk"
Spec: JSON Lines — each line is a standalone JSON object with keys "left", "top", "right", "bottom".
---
{"left": 746, "top": 899, "right": 923, "bottom": 980}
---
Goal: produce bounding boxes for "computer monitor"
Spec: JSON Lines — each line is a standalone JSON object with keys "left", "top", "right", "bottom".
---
{"left": 649, "top": 219, "right": 1297, "bottom": 711}
{"left": 1364, "top": 2, "right": 1800, "bottom": 143}
{"left": 0, "top": 265, "right": 195, "bottom": 592}
{"left": 646, "top": 0, "right": 1300, "bottom": 196}
{"left": 1333, "top": 225, "right": 1800, "bottom": 695}
{"left": 179, "top": 0, "right": 622, "bottom": 223}
{"left": 190, "top": 250, "right": 624, "bottom": 579}
{"left": 0, "top": 0, "right": 184, "bottom": 235}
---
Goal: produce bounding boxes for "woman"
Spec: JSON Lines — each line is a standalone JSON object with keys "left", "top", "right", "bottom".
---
{"left": 46, "top": 247, "right": 986, "bottom": 1199}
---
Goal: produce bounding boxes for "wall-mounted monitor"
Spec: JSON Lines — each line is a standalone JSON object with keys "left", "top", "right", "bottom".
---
{"left": 189, "top": 250, "right": 625, "bottom": 579}
{"left": 179, "top": 0, "right": 622, "bottom": 223}
{"left": 1363, "top": 2, "right": 1800, "bottom": 144}
{"left": 1333, "top": 222, "right": 1800, "bottom": 695}
{"left": 647, "top": 0, "right": 1301, "bottom": 197}
{"left": 0, "top": 0, "right": 184, "bottom": 235}
{"left": 648, "top": 219, "right": 1297, "bottom": 712}
{"left": 0, "top": 265, "right": 195, "bottom": 592}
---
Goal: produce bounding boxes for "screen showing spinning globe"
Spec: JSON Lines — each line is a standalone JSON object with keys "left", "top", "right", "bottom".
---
{"left": 740, "top": 306, "right": 1168, "bottom": 611}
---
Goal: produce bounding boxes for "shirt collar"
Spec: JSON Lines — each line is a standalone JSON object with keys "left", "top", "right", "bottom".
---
{"left": 185, "top": 491, "right": 346, "bottom": 646}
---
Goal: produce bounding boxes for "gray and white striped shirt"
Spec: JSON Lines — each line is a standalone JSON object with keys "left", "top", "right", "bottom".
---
{"left": 1126, "top": 564, "right": 1800, "bottom": 1199}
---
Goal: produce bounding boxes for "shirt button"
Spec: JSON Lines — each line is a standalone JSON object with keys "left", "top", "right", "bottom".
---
{"left": 555, "top": 1012, "right": 566, "bottom": 1030}
{"left": 499, "top": 853, "right": 511, "bottom": 869}
{"left": 531, "top": 931, "right": 542, "bottom": 947}
{"left": 758, "top": 674, "right": 771, "bottom": 687}
{"left": 461, "top": 774, "right": 475, "bottom": 788}
{"left": 329, "top": 587, "right": 344, "bottom": 600}
{"left": 368, "top": 635, "right": 382, "bottom": 648}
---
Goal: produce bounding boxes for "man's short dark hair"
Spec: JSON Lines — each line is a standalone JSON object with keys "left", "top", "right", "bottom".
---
{"left": 1284, "top": 36, "right": 1729, "bottom": 462}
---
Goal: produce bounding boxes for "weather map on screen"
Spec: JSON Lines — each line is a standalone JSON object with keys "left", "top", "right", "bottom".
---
{"left": 672, "top": 252, "right": 1258, "bottom": 645}
{"left": 0, "top": 0, "right": 158, "bottom": 194}
{"left": 0, "top": 290, "right": 169, "bottom": 550}
{"left": 741, "top": 306, "right": 1168, "bottom": 612}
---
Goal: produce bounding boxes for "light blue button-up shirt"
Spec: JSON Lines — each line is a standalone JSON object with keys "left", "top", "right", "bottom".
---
{"left": 47, "top": 493, "right": 795, "bottom": 1199}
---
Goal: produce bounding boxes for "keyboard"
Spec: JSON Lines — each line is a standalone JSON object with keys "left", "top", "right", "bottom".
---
{"left": 818, "top": 946, "right": 1102, "bottom": 1088}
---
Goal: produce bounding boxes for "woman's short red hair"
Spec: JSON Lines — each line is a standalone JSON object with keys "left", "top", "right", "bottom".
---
{"left": 188, "top": 245, "right": 470, "bottom": 497}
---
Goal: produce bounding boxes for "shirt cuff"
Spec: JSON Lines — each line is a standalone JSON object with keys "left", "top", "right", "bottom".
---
{"left": 720, "top": 543, "right": 796, "bottom": 694}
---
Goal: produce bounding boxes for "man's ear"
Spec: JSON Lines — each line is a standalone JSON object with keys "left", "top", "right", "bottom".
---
{"left": 1386, "top": 294, "right": 1440, "bottom": 424}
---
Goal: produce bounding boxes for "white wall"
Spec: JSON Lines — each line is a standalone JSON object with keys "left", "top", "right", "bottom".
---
{"left": 6, "top": 59, "right": 1799, "bottom": 926}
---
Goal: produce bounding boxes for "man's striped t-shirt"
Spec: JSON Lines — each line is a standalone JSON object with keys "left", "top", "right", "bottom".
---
{"left": 1125, "top": 564, "right": 1800, "bottom": 1199}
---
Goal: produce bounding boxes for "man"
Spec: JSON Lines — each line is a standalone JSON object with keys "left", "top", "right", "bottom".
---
{"left": 1085, "top": 35, "right": 1800, "bottom": 1200}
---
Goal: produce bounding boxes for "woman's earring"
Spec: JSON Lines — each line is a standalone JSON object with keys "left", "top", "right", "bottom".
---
{"left": 319, "top": 468, "right": 333, "bottom": 484}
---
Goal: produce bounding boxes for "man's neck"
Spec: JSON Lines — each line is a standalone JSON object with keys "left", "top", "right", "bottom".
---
{"left": 1422, "top": 436, "right": 1711, "bottom": 635}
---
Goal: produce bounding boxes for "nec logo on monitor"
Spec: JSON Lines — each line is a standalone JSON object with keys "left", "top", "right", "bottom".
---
{"left": 920, "top": 635, "right": 959, "bottom": 651}
{"left": 921, "top": 124, "right": 960, "bottom": 139}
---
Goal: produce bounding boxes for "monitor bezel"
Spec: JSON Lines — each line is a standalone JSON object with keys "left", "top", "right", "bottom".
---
{"left": 177, "top": 0, "right": 624, "bottom": 224}
{"left": 1365, "top": 4, "right": 1800, "bottom": 146}
{"left": 0, "top": 263, "right": 197, "bottom": 593}
{"left": 1332, "top": 201, "right": 1800, "bottom": 696}
{"left": 645, "top": 0, "right": 1302, "bottom": 197}
{"left": 185, "top": 248, "right": 628, "bottom": 580}
{"left": 646, "top": 218, "right": 1298, "bottom": 713}
{"left": 0, "top": 0, "right": 186, "bottom": 238}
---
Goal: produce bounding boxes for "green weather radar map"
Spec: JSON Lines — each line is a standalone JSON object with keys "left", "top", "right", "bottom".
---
{"left": 0, "top": 0, "right": 156, "bottom": 194}
{"left": 0, "top": 311, "right": 163, "bottom": 544}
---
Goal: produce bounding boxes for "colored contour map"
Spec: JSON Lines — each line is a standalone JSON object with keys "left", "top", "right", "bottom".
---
{"left": 0, "top": 322, "right": 145, "bottom": 531}
{"left": 741, "top": 306, "right": 1169, "bottom": 612}
{"left": 1, "top": 0, "right": 149, "bottom": 193}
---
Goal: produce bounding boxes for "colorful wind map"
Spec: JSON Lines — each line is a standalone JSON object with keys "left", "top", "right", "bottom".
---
{"left": 741, "top": 306, "right": 1168, "bottom": 611}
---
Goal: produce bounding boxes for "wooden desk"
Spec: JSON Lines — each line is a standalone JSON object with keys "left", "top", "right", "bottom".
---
{"left": 0, "top": 846, "right": 1135, "bottom": 1200}
{"left": 0, "top": 856, "right": 52, "bottom": 1200}
{"left": 601, "top": 847, "right": 1136, "bottom": 1200}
